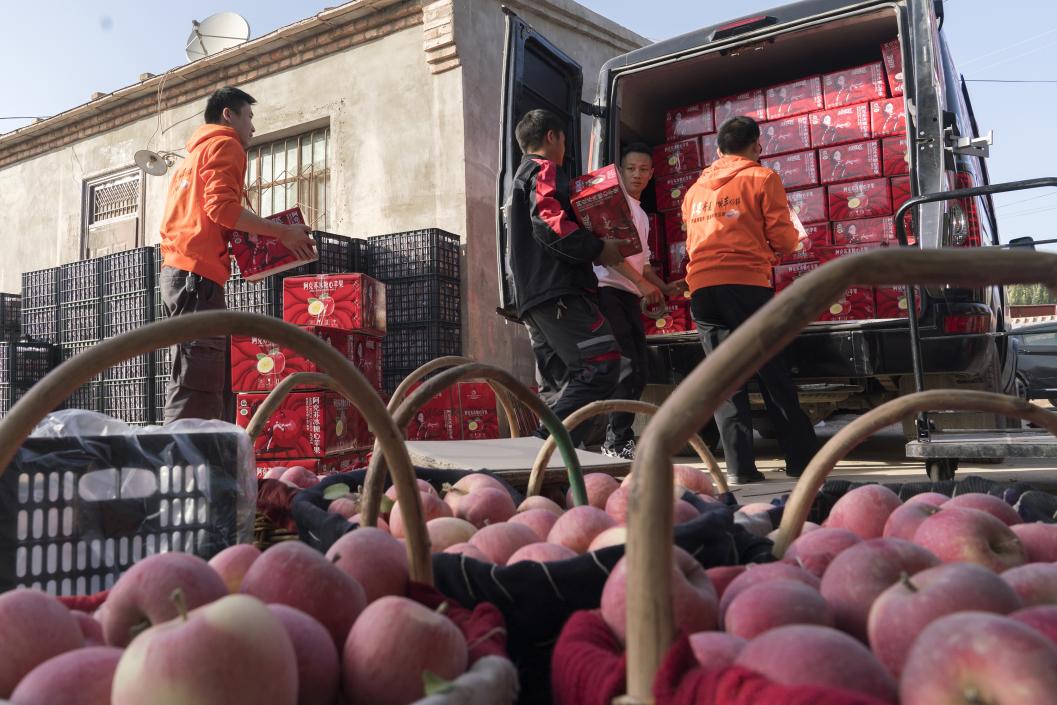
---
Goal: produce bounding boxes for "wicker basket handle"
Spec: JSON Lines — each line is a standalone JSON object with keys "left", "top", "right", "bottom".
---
{"left": 525, "top": 399, "right": 727, "bottom": 497}
{"left": 0, "top": 311, "right": 433, "bottom": 586}
{"left": 622, "top": 247, "right": 1057, "bottom": 702}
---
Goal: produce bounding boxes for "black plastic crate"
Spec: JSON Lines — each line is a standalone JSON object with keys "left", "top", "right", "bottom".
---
{"left": 224, "top": 276, "right": 282, "bottom": 318}
{"left": 103, "top": 353, "right": 154, "bottom": 382}
{"left": 103, "top": 290, "right": 154, "bottom": 339}
{"left": 0, "top": 430, "right": 247, "bottom": 594}
{"left": 0, "top": 294, "right": 21, "bottom": 339}
{"left": 382, "top": 322, "right": 461, "bottom": 371}
{"left": 59, "top": 259, "right": 102, "bottom": 304}
{"left": 21, "top": 268, "right": 59, "bottom": 310}
{"left": 102, "top": 377, "right": 154, "bottom": 425}
{"left": 59, "top": 341, "right": 104, "bottom": 413}
{"left": 20, "top": 307, "right": 59, "bottom": 344}
{"left": 0, "top": 340, "right": 57, "bottom": 389}
{"left": 384, "top": 275, "right": 460, "bottom": 326}
{"left": 102, "top": 247, "right": 154, "bottom": 296}
{"left": 60, "top": 300, "right": 102, "bottom": 344}
{"left": 369, "top": 229, "right": 460, "bottom": 280}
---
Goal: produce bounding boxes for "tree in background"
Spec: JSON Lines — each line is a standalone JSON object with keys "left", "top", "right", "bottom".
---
{"left": 1008, "top": 283, "right": 1057, "bottom": 305}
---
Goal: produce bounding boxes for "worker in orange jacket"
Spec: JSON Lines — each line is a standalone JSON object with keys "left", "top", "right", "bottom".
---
{"left": 158, "top": 87, "right": 315, "bottom": 423}
{"left": 681, "top": 116, "right": 818, "bottom": 484}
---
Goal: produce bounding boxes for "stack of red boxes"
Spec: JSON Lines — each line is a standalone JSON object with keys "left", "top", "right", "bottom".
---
{"left": 232, "top": 273, "right": 387, "bottom": 478}
{"left": 644, "top": 37, "right": 913, "bottom": 328}
{"left": 401, "top": 380, "right": 501, "bottom": 442}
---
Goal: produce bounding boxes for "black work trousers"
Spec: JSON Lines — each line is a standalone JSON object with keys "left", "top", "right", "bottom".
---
{"left": 690, "top": 284, "right": 818, "bottom": 478}
{"left": 597, "top": 286, "right": 649, "bottom": 448}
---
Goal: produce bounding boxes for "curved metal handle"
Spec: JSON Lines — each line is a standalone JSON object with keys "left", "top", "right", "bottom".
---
{"left": 245, "top": 372, "right": 344, "bottom": 441}
{"left": 771, "top": 389, "right": 1057, "bottom": 557}
{"left": 623, "top": 247, "right": 1057, "bottom": 701}
{"left": 0, "top": 311, "right": 433, "bottom": 586}
{"left": 360, "top": 362, "right": 587, "bottom": 525}
{"left": 525, "top": 399, "right": 727, "bottom": 497}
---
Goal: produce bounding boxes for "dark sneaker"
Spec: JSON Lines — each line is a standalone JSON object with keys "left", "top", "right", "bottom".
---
{"left": 728, "top": 469, "right": 767, "bottom": 485}
{"left": 601, "top": 439, "right": 636, "bottom": 460}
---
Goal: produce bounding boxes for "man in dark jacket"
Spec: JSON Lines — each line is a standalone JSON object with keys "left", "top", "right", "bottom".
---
{"left": 504, "top": 109, "right": 625, "bottom": 446}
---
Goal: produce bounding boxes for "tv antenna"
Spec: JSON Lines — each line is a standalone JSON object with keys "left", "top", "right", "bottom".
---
{"left": 185, "top": 12, "right": 251, "bottom": 62}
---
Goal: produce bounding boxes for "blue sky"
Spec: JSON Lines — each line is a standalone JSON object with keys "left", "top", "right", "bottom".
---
{"left": 2, "top": 0, "right": 1054, "bottom": 243}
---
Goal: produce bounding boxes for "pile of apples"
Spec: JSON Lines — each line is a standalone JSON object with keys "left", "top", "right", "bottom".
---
{"left": 599, "top": 484, "right": 1057, "bottom": 704}
{"left": 0, "top": 524, "right": 475, "bottom": 704}
{"left": 319, "top": 465, "right": 721, "bottom": 566}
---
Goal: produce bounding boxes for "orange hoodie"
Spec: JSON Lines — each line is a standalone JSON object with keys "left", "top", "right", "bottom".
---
{"left": 159, "top": 124, "right": 247, "bottom": 285}
{"left": 682, "top": 155, "right": 799, "bottom": 292}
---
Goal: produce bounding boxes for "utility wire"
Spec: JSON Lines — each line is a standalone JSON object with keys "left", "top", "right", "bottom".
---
{"left": 960, "top": 26, "right": 1057, "bottom": 66}
{"left": 995, "top": 192, "right": 1057, "bottom": 210}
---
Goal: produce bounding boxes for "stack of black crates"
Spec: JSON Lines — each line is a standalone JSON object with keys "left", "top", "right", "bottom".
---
{"left": 370, "top": 228, "right": 462, "bottom": 395}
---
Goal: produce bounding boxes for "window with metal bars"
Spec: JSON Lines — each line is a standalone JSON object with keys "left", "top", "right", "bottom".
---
{"left": 245, "top": 127, "right": 330, "bottom": 229}
{"left": 89, "top": 172, "right": 141, "bottom": 224}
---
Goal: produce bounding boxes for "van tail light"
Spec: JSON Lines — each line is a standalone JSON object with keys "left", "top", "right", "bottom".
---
{"left": 950, "top": 171, "right": 982, "bottom": 247}
{"left": 942, "top": 313, "right": 990, "bottom": 335}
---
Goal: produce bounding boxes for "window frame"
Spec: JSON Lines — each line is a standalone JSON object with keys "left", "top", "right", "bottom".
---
{"left": 244, "top": 125, "right": 331, "bottom": 229}
{"left": 80, "top": 166, "right": 145, "bottom": 258}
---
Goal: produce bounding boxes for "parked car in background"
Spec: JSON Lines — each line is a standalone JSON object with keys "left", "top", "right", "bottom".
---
{"left": 1012, "top": 320, "right": 1057, "bottom": 406}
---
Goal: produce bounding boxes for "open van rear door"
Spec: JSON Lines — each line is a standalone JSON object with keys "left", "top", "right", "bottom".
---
{"left": 496, "top": 9, "right": 584, "bottom": 318}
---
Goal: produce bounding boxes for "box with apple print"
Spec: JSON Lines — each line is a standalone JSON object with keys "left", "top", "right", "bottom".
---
{"left": 256, "top": 450, "right": 370, "bottom": 480}
{"left": 458, "top": 382, "right": 500, "bottom": 440}
{"left": 235, "top": 391, "right": 370, "bottom": 459}
{"left": 228, "top": 206, "right": 317, "bottom": 282}
{"left": 230, "top": 327, "right": 382, "bottom": 393}
{"left": 282, "top": 273, "right": 386, "bottom": 337}
{"left": 817, "top": 286, "right": 876, "bottom": 322}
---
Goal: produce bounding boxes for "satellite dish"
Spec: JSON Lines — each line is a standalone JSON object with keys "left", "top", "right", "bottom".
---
{"left": 185, "top": 12, "right": 250, "bottom": 62}
{"left": 135, "top": 149, "right": 173, "bottom": 176}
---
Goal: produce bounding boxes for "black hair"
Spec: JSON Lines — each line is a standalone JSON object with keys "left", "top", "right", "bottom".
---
{"left": 621, "top": 142, "right": 653, "bottom": 163}
{"left": 514, "top": 109, "right": 566, "bottom": 153}
{"left": 717, "top": 116, "right": 761, "bottom": 155}
{"left": 204, "top": 87, "right": 257, "bottom": 124}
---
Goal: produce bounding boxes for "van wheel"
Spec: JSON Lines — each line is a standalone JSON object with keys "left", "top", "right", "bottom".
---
{"left": 926, "top": 459, "right": 957, "bottom": 482}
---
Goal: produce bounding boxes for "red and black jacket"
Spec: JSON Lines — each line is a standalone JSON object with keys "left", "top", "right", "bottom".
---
{"left": 505, "top": 155, "right": 605, "bottom": 317}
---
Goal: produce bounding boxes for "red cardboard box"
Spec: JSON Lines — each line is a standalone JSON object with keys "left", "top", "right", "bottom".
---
{"left": 787, "top": 186, "right": 829, "bottom": 224}
{"left": 256, "top": 451, "right": 369, "bottom": 480}
{"left": 700, "top": 133, "right": 720, "bottom": 165}
{"left": 668, "top": 240, "right": 689, "bottom": 280}
{"left": 817, "top": 286, "right": 876, "bottom": 321}
{"left": 404, "top": 383, "right": 458, "bottom": 441}
{"left": 236, "top": 391, "right": 369, "bottom": 459}
{"left": 816, "top": 242, "right": 885, "bottom": 263}
{"left": 647, "top": 213, "right": 664, "bottom": 268}
{"left": 664, "top": 101, "right": 715, "bottom": 140}
{"left": 828, "top": 177, "right": 893, "bottom": 220}
{"left": 832, "top": 217, "right": 896, "bottom": 246}
{"left": 765, "top": 76, "right": 824, "bottom": 120}
{"left": 875, "top": 286, "right": 920, "bottom": 318}
{"left": 810, "top": 104, "right": 872, "bottom": 147}
{"left": 228, "top": 207, "right": 318, "bottom": 282}
{"left": 882, "top": 135, "right": 909, "bottom": 175}
{"left": 656, "top": 171, "right": 701, "bottom": 213}
{"left": 283, "top": 274, "right": 386, "bottom": 337}
{"left": 713, "top": 90, "right": 767, "bottom": 126}
{"left": 890, "top": 175, "right": 915, "bottom": 243}
{"left": 822, "top": 62, "right": 887, "bottom": 108}
{"left": 644, "top": 300, "right": 690, "bottom": 336}
{"left": 780, "top": 223, "right": 831, "bottom": 264}
{"left": 664, "top": 211, "right": 687, "bottom": 246}
{"left": 881, "top": 39, "right": 904, "bottom": 97}
{"left": 762, "top": 150, "right": 819, "bottom": 189}
{"left": 818, "top": 140, "right": 882, "bottom": 184}
{"left": 760, "top": 116, "right": 812, "bottom": 157}
{"left": 773, "top": 260, "right": 819, "bottom": 292}
{"left": 230, "top": 328, "right": 382, "bottom": 393}
{"left": 459, "top": 382, "right": 499, "bottom": 440}
{"left": 653, "top": 138, "right": 704, "bottom": 179}
{"left": 571, "top": 164, "right": 643, "bottom": 257}
{"left": 871, "top": 97, "right": 906, "bottom": 137}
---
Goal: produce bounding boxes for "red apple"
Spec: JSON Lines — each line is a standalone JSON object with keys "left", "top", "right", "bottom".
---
{"left": 348, "top": 513, "right": 389, "bottom": 532}
{"left": 725, "top": 579, "right": 834, "bottom": 640}
{"left": 517, "top": 495, "right": 564, "bottom": 516}
{"left": 674, "top": 464, "right": 715, "bottom": 496}
{"left": 241, "top": 541, "right": 366, "bottom": 647}
{"left": 469, "top": 522, "right": 539, "bottom": 564}
{"left": 566, "top": 472, "right": 620, "bottom": 509}
{"left": 735, "top": 625, "right": 897, "bottom": 703}
{"left": 824, "top": 484, "right": 902, "bottom": 539}
{"left": 604, "top": 486, "right": 630, "bottom": 524}
{"left": 588, "top": 526, "right": 628, "bottom": 551}
{"left": 451, "top": 473, "right": 508, "bottom": 496}
{"left": 881, "top": 501, "right": 940, "bottom": 541}
{"left": 263, "top": 466, "right": 287, "bottom": 480}
{"left": 944, "top": 492, "right": 1022, "bottom": 526}
{"left": 385, "top": 478, "right": 438, "bottom": 501}
{"left": 11, "top": 646, "right": 122, "bottom": 705}
{"left": 328, "top": 496, "right": 361, "bottom": 519}
{"left": 674, "top": 499, "right": 699, "bottom": 525}
{"left": 687, "top": 631, "right": 746, "bottom": 669}
{"left": 325, "top": 527, "right": 408, "bottom": 603}
{"left": 547, "top": 505, "right": 617, "bottom": 554}
{"left": 508, "top": 508, "right": 559, "bottom": 541}
{"left": 280, "top": 465, "right": 319, "bottom": 489}
{"left": 268, "top": 604, "right": 339, "bottom": 705}
{"left": 111, "top": 594, "right": 298, "bottom": 705}
{"left": 74, "top": 610, "right": 105, "bottom": 647}
{"left": 739, "top": 502, "right": 775, "bottom": 516}
{"left": 456, "top": 487, "right": 516, "bottom": 528}
{"left": 900, "top": 612, "right": 1057, "bottom": 705}
{"left": 904, "top": 491, "right": 949, "bottom": 507}
{"left": 1011, "top": 522, "right": 1057, "bottom": 562}
{"left": 819, "top": 537, "right": 940, "bottom": 641}
{"left": 601, "top": 546, "right": 718, "bottom": 644}
{"left": 443, "top": 542, "right": 490, "bottom": 561}
{"left": 342, "top": 596, "right": 467, "bottom": 705}
{"left": 781, "top": 527, "right": 862, "bottom": 579}
{"left": 389, "top": 491, "right": 453, "bottom": 539}
{"left": 912, "top": 507, "right": 1027, "bottom": 572}
{"left": 1011, "top": 605, "right": 1057, "bottom": 647}
{"left": 103, "top": 552, "right": 228, "bottom": 647}
{"left": 425, "top": 517, "right": 477, "bottom": 552}
{"left": 719, "top": 563, "right": 820, "bottom": 627}
{"left": 1002, "top": 563, "right": 1057, "bottom": 607}
{"left": 705, "top": 565, "right": 746, "bottom": 601}
{"left": 208, "top": 544, "right": 262, "bottom": 594}
{"left": 507, "top": 542, "right": 578, "bottom": 565}
{"left": 867, "top": 561, "right": 1023, "bottom": 677}
{"left": 0, "top": 589, "right": 84, "bottom": 697}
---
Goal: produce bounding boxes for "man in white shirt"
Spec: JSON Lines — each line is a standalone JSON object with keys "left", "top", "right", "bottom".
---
{"left": 595, "top": 143, "right": 681, "bottom": 459}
